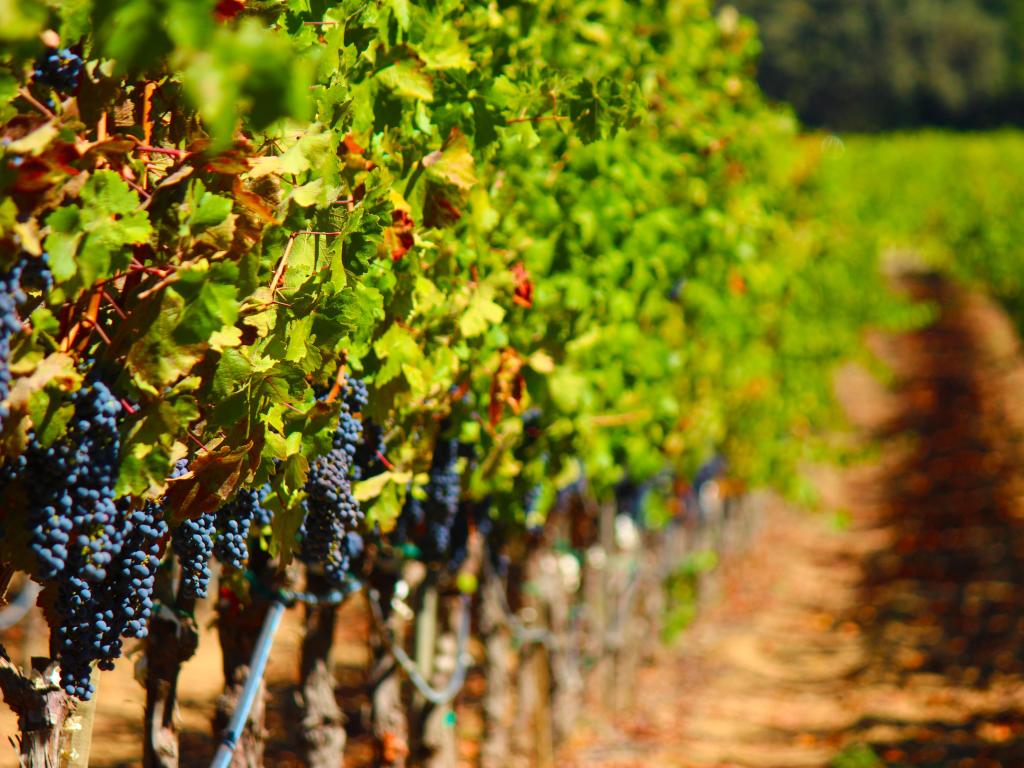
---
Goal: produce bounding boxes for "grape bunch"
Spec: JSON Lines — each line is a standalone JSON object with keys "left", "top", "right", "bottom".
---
{"left": 446, "top": 499, "right": 473, "bottom": 572}
{"left": 21, "top": 380, "right": 122, "bottom": 580}
{"left": 393, "top": 487, "right": 424, "bottom": 548}
{"left": 352, "top": 419, "right": 387, "bottom": 480}
{"left": 32, "top": 47, "right": 83, "bottom": 94}
{"left": 5, "top": 379, "right": 170, "bottom": 699}
{"left": 614, "top": 478, "right": 650, "bottom": 521}
{"left": 391, "top": 430, "right": 464, "bottom": 564}
{"left": 299, "top": 376, "right": 368, "bottom": 586}
{"left": 56, "top": 499, "right": 166, "bottom": 697}
{"left": 120, "top": 502, "right": 167, "bottom": 639}
{"left": 253, "top": 484, "right": 274, "bottom": 529}
{"left": 0, "top": 270, "right": 24, "bottom": 426}
{"left": 0, "top": 255, "right": 51, "bottom": 428}
{"left": 16, "top": 253, "right": 54, "bottom": 294}
{"left": 338, "top": 376, "right": 368, "bottom": 463}
{"left": 172, "top": 510, "right": 216, "bottom": 598}
{"left": 214, "top": 488, "right": 269, "bottom": 571}
{"left": 420, "top": 435, "right": 461, "bottom": 562}
{"left": 165, "top": 457, "right": 217, "bottom": 597}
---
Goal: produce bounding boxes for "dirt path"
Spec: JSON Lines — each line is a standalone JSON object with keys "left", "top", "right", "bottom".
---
{"left": 561, "top": 274, "right": 1024, "bottom": 768}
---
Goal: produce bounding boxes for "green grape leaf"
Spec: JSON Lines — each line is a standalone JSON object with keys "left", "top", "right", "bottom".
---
{"left": 373, "top": 323, "right": 423, "bottom": 386}
{"left": 423, "top": 133, "right": 478, "bottom": 190}
{"left": 376, "top": 60, "right": 434, "bottom": 102}
{"left": 459, "top": 285, "right": 505, "bottom": 337}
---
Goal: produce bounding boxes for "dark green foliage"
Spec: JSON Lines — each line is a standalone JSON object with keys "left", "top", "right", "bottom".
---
{"left": 730, "top": 0, "right": 1024, "bottom": 129}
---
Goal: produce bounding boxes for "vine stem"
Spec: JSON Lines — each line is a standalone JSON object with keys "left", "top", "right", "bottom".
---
{"left": 185, "top": 431, "right": 211, "bottom": 454}
{"left": 267, "top": 230, "right": 346, "bottom": 300}
{"left": 298, "top": 570, "right": 346, "bottom": 768}
{"left": 136, "top": 273, "right": 181, "bottom": 301}
{"left": 16, "top": 88, "right": 55, "bottom": 119}
{"left": 0, "top": 655, "right": 70, "bottom": 768}
{"left": 324, "top": 357, "right": 349, "bottom": 404}
{"left": 62, "top": 290, "right": 103, "bottom": 353}
{"left": 133, "top": 145, "right": 191, "bottom": 159}
{"left": 505, "top": 115, "right": 567, "bottom": 125}
{"left": 267, "top": 235, "right": 296, "bottom": 297}
{"left": 375, "top": 451, "right": 396, "bottom": 471}
{"left": 101, "top": 289, "right": 128, "bottom": 319}
{"left": 0, "top": 562, "right": 14, "bottom": 606}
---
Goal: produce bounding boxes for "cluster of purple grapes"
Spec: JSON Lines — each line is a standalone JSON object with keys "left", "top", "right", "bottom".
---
{"left": 21, "top": 381, "right": 123, "bottom": 580}
{"left": 56, "top": 498, "right": 166, "bottom": 698}
{"left": 0, "top": 255, "right": 52, "bottom": 428}
{"left": 165, "top": 459, "right": 220, "bottom": 599}
{"left": 2, "top": 380, "right": 169, "bottom": 699}
{"left": 446, "top": 498, "right": 485, "bottom": 572}
{"left": 391, "top": 428, "right": 467, "bottom": 566}
{"left": 299, "top": 377, "right": 370, "bottom": 586}
{"left": 213, "top": 487, "right": 268, "bottom": 571}
{"left": 614, "top": 479, "right": 651, "bottom": 521}
{"left": 0, "top": 270, "right": 23, "bottom": 426}
{"left": 519, "top": 410, "right": 544, "bottom": 520}
{"left": 420, "top": 436, "right": 462, "bottom": 561}
{"left": 339, "top": 377, "right": 368, "bottom": 462}
{"left": 352, "top": 419, "right": 386, "bottom": 480}
{"left": 172, "top": 511, "right": 215, "bottom": 597}
{"left": 253, "top": 484, "right": 274, "bottom": 528}
{"left": 33, "top": 47, "right": 83, "bottom": 94}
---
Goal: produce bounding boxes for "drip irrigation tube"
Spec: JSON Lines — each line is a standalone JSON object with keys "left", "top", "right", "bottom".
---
{"left": 0, "top": 580, "right": 40, "bottom": 631}
{"left": 367, "top": 590, "right": 472, "bottom": 706}
{"left": 244, "top": 569, "right": 361, "bottom": 606}
{"left": 209, "top": 576, "right": 363, "bottom": 768}
{"left": 209, "top": 599, "right": 286, "bottom": 768}
{"left": 482, "top": 547, "right": 555, "bottom": 648}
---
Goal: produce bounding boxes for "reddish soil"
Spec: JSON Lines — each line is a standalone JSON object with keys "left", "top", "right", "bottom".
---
{"left": 560, "top": 274, "right": 1024, "bottom": 767}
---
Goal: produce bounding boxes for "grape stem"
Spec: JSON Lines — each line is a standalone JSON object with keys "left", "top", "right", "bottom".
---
{"left": 324, "top": 357, "right": 349, "bottom": 404}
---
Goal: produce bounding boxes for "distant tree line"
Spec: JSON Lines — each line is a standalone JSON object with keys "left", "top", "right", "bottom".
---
{"left": 728, "top": 0, "right": 1024, "bottom": 129}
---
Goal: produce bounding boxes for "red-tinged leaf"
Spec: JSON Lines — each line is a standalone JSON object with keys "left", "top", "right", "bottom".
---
{"left": 78, "top": 137, "right": 137, "bottom": 163}
{"left": 164, "top": 442, "right": 257, "bottom": 524}
{"left": 156, "top": 165, "right": 195, "bottom": 190}
{"left": 511, "top": 262, "right": 533, "bottom": 308}
{"left": 204, "top": 152, "right": 251, "bottom": 176}
{"left": 343, "top": 134, "right": 365, "bottom": 155}
{"left": 10, "top": 157, "right": 66, "bottom": 193}
{"left": 488, "top": 347, "right": 525, "bottom": 427}
{"left": 214, "top": 0, "right": 245, "bottom": 21}
{"left": 233, "top": 177, "right": 279, "bottom": 224}
{"left": 423, "top": 186, "right": 461, "bottom": 228}
{"left": 728, "top": 270, "right": 746, "bottom": 296}
{"left": 386, "top": 209, "right": 415, "bottom": 260}
{"left": 450, "top": 379, "right": 471, "bottom": 403}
